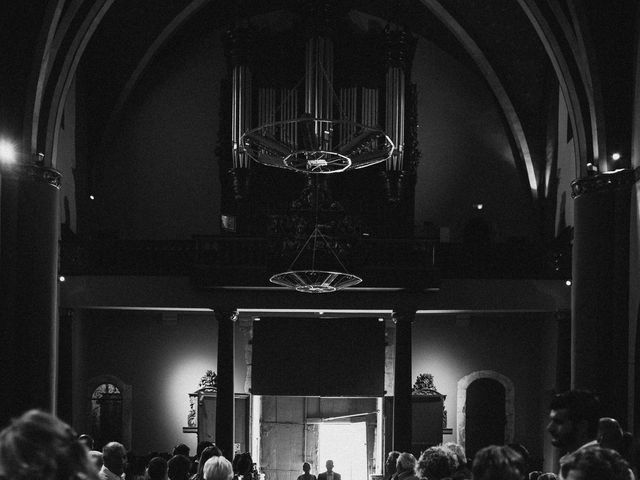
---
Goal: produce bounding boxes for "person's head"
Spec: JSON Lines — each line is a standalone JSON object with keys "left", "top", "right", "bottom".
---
{"left": 197, "top": 446, "right": 223, "bottom": 478}
{"left": 444, "top": 443, "right": 467, "bottom": 468}
{"left": 396, "top": 452, "right": 417, "bottom": 475}
{"left": 196, "top": 441, "right": 214, "bottom": 459}
{"left": 472, "top": 445, "right": 525, "bottom": 480}
{"left": 559, "top": 446, "right": 631, "bottom": 480}
{"left": 102, "top": 441, "right": 127, "bottom": 475}
{"left": 147, "top": 456, "right": 168, "bottom": 480}
{"left": 386, "top": 451, "right": 401, "bottom": 474}
{"left": 303, "top": 462, "right": 311, "bottom": 473}
{"left": 417, "top": 446, "right": 458, "bottom": 480}
{"left": 168, "top": 454, "right": 191, "bottom": 480}
{"left": 548, "top": 390, "right": 601, "bottom": 452}
{"left": 88, "top": 450, "right": 103, "bottom": 470}
{"left": 326, "top": 460, "right": 334, "bottom": 472}
{"left": 232, "top": 452, "right": 253, "bottom": 475}
{"left": 203, "top": 455, "right": 234, "bottom": 480}
{"left": 0, "top": 409, "right": 99, "bottom": 480}
{"left": 78, "top": 434, "right": 94, "bottom": 451}
{"left": 173, "top": 444, "right": 190, "bottom": 457}
{"left": 598, "top": 418, "right": 624, "bottom": 451}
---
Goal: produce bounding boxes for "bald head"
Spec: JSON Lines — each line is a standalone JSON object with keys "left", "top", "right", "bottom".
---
{"left": 598, "top": 417, "right": 623, "bottom": 450}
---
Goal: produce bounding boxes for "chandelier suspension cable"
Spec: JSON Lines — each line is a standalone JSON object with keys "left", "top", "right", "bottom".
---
{"left": 272, "top": 74, "right": 306, "bottom": 120}
{"left": 285, "top": 224, "right": 317, "bottom": 271}
{"left": 317, "top": 60, "right": 346, "bottom": 120}
{"left": 311, "top": 177, "right": 320, "bottom": 270}
{"left": 314, "top": 226, "right": 351, "bottom": 273}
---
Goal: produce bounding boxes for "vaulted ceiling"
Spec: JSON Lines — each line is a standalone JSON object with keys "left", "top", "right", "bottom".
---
{"left": 2, "top": 0, "right": 637, "bottom": 180}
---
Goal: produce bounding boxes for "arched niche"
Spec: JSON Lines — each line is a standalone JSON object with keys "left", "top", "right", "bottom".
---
{"left": 87, "top": 375, "right": 132, "bottom": 449}
{"left": 456, "top": 370, "right": 515, "bottom": 452}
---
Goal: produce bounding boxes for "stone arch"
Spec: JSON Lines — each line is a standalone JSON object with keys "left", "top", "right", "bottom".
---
{"left": 87, "top": 374, "right": 132, "bottom": 449}
{"left": 456, "top": 370, "right": 515, "bottom": 451}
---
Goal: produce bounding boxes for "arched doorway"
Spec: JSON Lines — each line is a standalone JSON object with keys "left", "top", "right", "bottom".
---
{"left": 465, "top": 378, "right": 506, "bottom": 459}
{"left": 457, "top": 370, "right": 514, "bottom": 457}
{"left": 87, "top": 375, "right": 132, "bottom": 449}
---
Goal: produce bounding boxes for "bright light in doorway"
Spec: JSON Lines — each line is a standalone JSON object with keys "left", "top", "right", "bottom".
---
{"left": 318, "top": 423, "right": 367, "bottom": 480}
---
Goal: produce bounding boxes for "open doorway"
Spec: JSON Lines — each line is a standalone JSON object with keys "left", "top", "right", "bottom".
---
{"left": 318, "top": 422, "right": 368, "bottom": 480}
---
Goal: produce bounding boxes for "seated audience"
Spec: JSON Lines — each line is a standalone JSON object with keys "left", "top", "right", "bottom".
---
{"left": 192, "top": 442, "right": 215, "bottom": 475}
{"left": 508, "top": 444, "right": 531, "bottom": 477}
{"left": 559, "top": 446, "right": 632, "bottom": 480}
{"left": 168, "top": 454, "right": 192, "bottom": 480}
{"left": 444, "top": 442, "right": 472, "bottom": 479}
{"left": 472, "top": 445, "right": 525, "bottom": 480}
{"left": 232, "top": 452, "right": 253, "bottom": 480}
{"left": 79, "top": 434, "right": 95, "bottom": 451}
{"left": 297, "top": 462, "right": 317, "bottom": 480}
{"left": 89, "top": 450, "right": 104, "bottom": 471}
{"left": 0, "top": 409, "right": 99, "bottom": 480}
{"left": 174, "top": 444, "right": 191, "bottom": 458}
{"left": 192, "top": 446, "right": 224, "bottom": 480}
{"left": 396, "top": 452, "right": 419, "bottom": 480}
{"left": 124, "top": 454, "right": 146, "bottom": 480}
{"left": 599, "top": 418, "right": 625, "bottom": 452}
{"left": 385, "top": 451, "right": 401, "bottom": 480}
{"left": 101, "top": 442, "right": 127, "bottom": 480}
{"left": 148, "top": 456, "right": 169, "bottom": 480}
{"left": 204, "top": 456, "right": 234, "bottom": 480}
{"left": 417, "top": 445, "right": 458, "bottom": 480}
{"left": 547, "top": 390, "right": 601, "bottom": 468}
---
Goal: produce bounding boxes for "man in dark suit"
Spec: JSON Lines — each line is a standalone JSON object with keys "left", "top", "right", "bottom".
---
{"left": 318, "top": 460, "right": 341, "bottom": 480}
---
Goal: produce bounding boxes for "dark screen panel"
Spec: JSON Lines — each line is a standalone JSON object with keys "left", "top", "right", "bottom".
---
{"left": 251, "top": 317, "right": 385, "bottom": 396}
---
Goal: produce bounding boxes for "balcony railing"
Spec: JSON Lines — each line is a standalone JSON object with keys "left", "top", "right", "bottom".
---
{"left": 60, "top": 236, "right": 570, "bottom": 288}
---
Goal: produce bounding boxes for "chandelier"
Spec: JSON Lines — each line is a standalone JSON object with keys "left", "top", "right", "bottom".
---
{"left": 269, "top": 225, "right": 362, "bottom": 293}
{"left": 224, "top": 4, "right": 412, "bottom": 291}
{"left": 241, "top": 117, "right": 394, "bottom": 174}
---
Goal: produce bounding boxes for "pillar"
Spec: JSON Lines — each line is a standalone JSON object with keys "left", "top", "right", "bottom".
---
{"left": 571, "top": 168, "right": 637, "bottom": 425}
{"left": 393, "top": 310, "right": 414, "bottom": 453}
{"left": 0, "top": 161, "right": 61, "bottom": 425}
{"left": 215, "top": 308, "right": 236, "bottom": 458}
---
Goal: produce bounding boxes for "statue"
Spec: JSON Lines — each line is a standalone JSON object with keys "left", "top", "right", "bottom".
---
{"left": 187, "top": 396, "right": 197, "bottom": 427}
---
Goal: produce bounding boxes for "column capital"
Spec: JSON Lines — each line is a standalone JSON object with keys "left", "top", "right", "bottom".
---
{"left": 2, "top": 163, "right": 61, "bottom": 189}
{"left": 571, "top": 167, "right": 639, "bottom": 198}
{"left": 392, "top": 309, "right": 416, "bottom": 324}
{"left": 213, "top": 308, "right": 237, "bottom": 321}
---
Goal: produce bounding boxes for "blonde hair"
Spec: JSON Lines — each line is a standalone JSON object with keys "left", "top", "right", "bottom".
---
{"left": 203, "top": 455, "right": 233, "bottom": 480}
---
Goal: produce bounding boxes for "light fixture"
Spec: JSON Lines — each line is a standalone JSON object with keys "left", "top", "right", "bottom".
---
{"left": 242, "top": 118, "right": 394, "bottom": 174}
{"left": 0, "top": 139, "right": 17, "bottom": 164}
{"left": 59, "top": 275, "right": 66, "bottom": 282}
{"left": 565, "top": 280, "right": 572, "bottom": 286}
{"left": 269, "top": 225, "right": 362, "bottom": 293}
{"left": 612, "top": 152, "right": 621, "bottom": 161}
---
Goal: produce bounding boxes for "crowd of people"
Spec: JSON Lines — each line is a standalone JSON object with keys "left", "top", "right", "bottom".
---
{"left": 0, "top": 389, "right": 636, "bottom": 480}
{"left": 382, "top": 390, "right": 637, "bottom": 480}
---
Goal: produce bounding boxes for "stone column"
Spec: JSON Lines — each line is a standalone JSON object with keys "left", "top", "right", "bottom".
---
{"left": 0, "top": 161, "right": 61, "bottom": 425}
{"left": 215, "top": 309, "right": 236, "bottom": 458}
{"left": 571, "top": 169, "right": 638, "bottom": 425}
{"left": 393, "top": 310, "right": 414, "bottom": 453}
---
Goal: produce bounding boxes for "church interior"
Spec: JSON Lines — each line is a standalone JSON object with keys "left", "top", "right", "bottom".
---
{"left": 1, "top": 1, "right": 639, "bottom": 478}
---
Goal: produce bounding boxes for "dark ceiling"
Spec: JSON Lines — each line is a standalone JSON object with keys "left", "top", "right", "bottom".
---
{"left": 2, "top": 1, "right": 636, "bottom": 170}
{"left": 75, "top": 0, "right": 554, "bottom": 167}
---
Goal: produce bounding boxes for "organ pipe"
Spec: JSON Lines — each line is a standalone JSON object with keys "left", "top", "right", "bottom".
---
{"left": 384, "top": 27, "right": 412, "bottom": 172}
{"left": 226, "top": 28, "right": 253, "bottom": 169}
